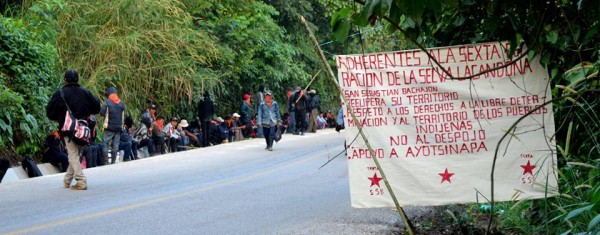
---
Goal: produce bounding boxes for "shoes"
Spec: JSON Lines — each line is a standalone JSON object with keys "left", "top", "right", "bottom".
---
{"left": 300, "top": 132, "right": 304, "bottom": 136}
{"left": 265, "top": 147, "right": 269, "bottom": 150}
{"left": 71, "top": 185, "right": 87, "bottom": 190}
{"left": 64, "top": 182, "right": 71, "bottom": 188}
{"left": 268, "top": 147, "right": 273, "bottom": 151}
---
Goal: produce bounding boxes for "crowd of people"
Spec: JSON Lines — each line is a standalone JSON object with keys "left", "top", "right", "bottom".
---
{"left": 43, "top": 70, "right": 345, "bottom": 190}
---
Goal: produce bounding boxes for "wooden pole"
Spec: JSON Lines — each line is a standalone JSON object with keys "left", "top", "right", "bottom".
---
{"left": 299, "top": 15, "right": 416, "bottom": 234}
{"left": 295, "top": 69, "right": 321, "bottom": 104}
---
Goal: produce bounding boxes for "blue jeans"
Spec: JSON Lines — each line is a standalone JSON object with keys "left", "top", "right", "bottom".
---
{"left": 119, "top": 140, "right": 138, "bottom": 161}
{"left": 256, "top": 125, "right": 264, "bottom": 138}
{"left": 262, "top": 126, "right": 277, "bottom": 148}
{"left": 288, "top": 110, "right": 296, "bottom": 134}
{"left": 82, "top": 144, "right": 100, "bottom": 168}
{"left": 119, "top": 141, "right": 133, "bottom": 161}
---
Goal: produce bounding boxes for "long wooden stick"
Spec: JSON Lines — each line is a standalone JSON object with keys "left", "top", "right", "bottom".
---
{"left": 299, "top": 15, "right": 416, "bottom": 234}
{"left": 295, "top": 69, "right": 321, "bottom": 103}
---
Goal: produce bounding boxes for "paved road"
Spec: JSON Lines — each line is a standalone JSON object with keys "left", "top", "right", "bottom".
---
{"left": 0, "top": 129, "right": 405, "bottom": 234}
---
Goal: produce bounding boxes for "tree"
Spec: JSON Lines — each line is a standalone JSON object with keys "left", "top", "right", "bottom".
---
{"left": 54, "top": 0, "right": 219, "bottom": 119}
{"left": 187, "top": 0, "right": 303, "bottom": 114}
{"left": 0, "top": 16, "right": 58, "bottom": 162}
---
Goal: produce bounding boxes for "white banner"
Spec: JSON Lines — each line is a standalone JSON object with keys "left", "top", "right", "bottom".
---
{"left": 336, "top": 42, "right": 558, "bottom": 207}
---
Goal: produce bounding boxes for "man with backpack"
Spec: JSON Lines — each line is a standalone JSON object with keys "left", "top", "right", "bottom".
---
{"left": 46, "top": 69, "right": 101, "bottom": 190}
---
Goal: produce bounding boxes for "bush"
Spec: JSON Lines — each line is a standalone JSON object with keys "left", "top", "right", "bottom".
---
{"left": 0, "top": 16, "right": 58, "bottom": 162}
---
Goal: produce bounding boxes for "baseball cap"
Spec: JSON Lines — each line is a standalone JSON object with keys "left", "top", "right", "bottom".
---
{"left": 243, "top": 94, "right": 252, "bottom": 100}
{"left": 232, "top": 113, "right": 241, "bottom": 118}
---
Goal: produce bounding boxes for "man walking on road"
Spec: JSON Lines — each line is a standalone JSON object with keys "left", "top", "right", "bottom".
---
{"left": 291, "top": 87, "right": 308, "bottom": 135}
{"left": 46, "top": 69, "right": 100, "bottom": 190}
{"left": 257, "top": 91, "right": 282, "bottom": 151}
{"left": 100, "top": 87, "right": 125, "bottom": 164}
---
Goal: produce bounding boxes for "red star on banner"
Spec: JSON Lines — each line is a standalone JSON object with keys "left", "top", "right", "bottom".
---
{"left": 439, "top": 168, "right": 454, "bottom": 183}
{"left": 521, "top": 160, "right": 536, "bottom": 175}
{"left": 368, "top": 173, "right": 383, "bottom": 187}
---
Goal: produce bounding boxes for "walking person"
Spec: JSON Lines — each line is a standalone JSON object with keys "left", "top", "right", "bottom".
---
{"left": 198, "top": 92, "right": 214, "bottom": 147}
{"left": 100, "top": 87, "right": 126, "bottom": 164}
{"left": 286, "top": 86, "right": 297, "bottom": 134}
{"left": 46, "top": 69, "right": 101, "bottom": 190}
{"left": 257, "top": 91, "right": 282, "bottom": 151}
{"left": 291, "top": 87, "right": 308, "bottom": 135}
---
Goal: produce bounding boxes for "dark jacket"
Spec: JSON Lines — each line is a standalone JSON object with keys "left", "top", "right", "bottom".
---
{"left": 100, "top": 99, "right": 126, "bottom": 132}
{"left": 308, "top": 94, "right": 320, "bottom": 111}
{"left": 42, "top": 134, "right": 68, "bottom": 172}
{"left": 198, "top": 93, "right": 215, "bottom": 122}
{"left": 291, "top": 90, "right": 308, "bottom": 110}
{"left": 46, "top": 83, "right": 101, "bottom": 134}
{"left": 240, "top": 101, "right": 253, "bottom": 125}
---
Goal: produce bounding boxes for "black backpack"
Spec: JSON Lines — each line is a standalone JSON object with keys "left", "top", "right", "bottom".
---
{"left": 22, "top": 157, "right": 43, "bottom": 178}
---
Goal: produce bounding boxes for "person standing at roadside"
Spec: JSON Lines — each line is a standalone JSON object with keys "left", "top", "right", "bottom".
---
{"left": 306, "top": 89, "right": 320, "bottom": 133}
{"left": 46, "top": 69, "right": 100, "bottom": 190}
{"left": 240, "top": 93, "right": 253, "bottom": 138}
{"left": 198, "top": 92, "right": 214, "bottom": 147}
{"left": 254, "top": 85, "right": 265, "bottom": 138}
{"left": 100, "top": 87, "right": 125, "bottom": 165}
{"left": 257, "top": 91, "right": 282, "bottom": 151}
{"left": 336, "top": 102, "right": 345, "bottom": 132}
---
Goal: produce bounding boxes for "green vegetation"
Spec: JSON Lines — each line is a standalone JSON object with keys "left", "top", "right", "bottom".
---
{"left": 0, "top": 16, "right": 57, "bottom": 162}
{"left": 54, "top": 0, "right": 219, "bottom": 119}
{"left": 0, "top": 0, "right": 347, "bottom": 163}
{"left": 331, "top": 0, "right": 599, "bottom": 233}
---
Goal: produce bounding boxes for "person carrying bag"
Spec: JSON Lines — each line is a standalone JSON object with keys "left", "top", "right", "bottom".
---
{"left": 46, "top": 70, "right": 100, "bottom": 190}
